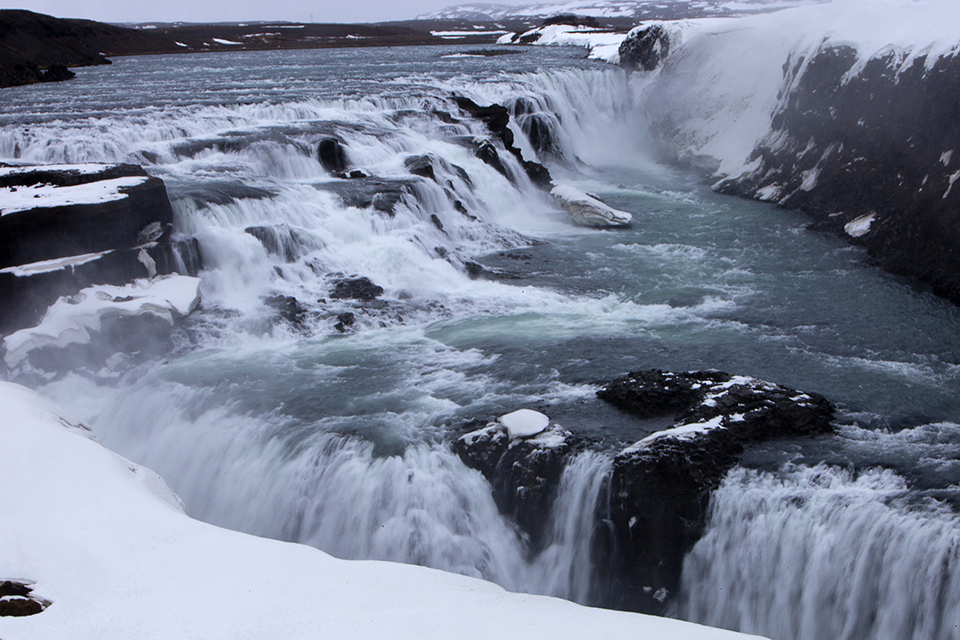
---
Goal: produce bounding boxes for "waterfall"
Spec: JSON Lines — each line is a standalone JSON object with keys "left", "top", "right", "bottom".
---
{"left": 533, "top": 450, "right": 614, "bottom": 604}
{"left": 681, "top": 464, "right": 960, "bottom": 640}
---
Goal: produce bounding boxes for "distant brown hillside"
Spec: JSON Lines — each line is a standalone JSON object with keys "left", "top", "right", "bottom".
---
{"left": 0, "top": 10, "right": 520, "bottom": 89}
{"left": 0, "top": 10, "right": 180, "bottom": 87}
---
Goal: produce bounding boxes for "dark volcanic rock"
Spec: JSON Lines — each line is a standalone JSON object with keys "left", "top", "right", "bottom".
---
{"left": 454, "top": 418, "right": 583, "bottom": 549}
{"left": 330, "top": 276, "right": 384, "bottom": 301}
{"left": 40, "top": 62, "right": 74, "bottom": 82}
{"left": 318, "top": 138, "right": 348, "bottom": 174}
{"left": 0, "top": 164, "right": 174, "bottom": 267}
{"left": 264, "top": 294, "right": 307, "bottom": 326}
{"left": 404, "top": 154, "right": 437, "bottom": 181}
{"left": 619, "top": 25, "right": 670, "bottom": 71}
{"left": 716, "top": 44, "right": 960, "bottom": 305}
{"left": 596, "top": 369, "right": 834, "bottom": 613}
{"left": 454, "top": 96, "right": 553, "bottom": 188}
{"left": 313, "top": 177, "right": 413, "bottom": 216}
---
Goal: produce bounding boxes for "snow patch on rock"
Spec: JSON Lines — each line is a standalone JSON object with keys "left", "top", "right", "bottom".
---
{"left": 3, "top": 275, "right": 200, "bottom": 368}
{"left": 499, "top": 408, "right": 550, "bottom": 438}
{"left": 0, "top": 177, "right": 148, "bottom": 216}
{"left": 844, "top": 212, "right": 876, "bottom": 237}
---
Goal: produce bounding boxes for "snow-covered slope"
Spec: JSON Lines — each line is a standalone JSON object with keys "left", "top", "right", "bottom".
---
{"left": 629, "top": 0, "right": 960, "bottom": 303}
{"left": 0, "top": 381, "right": 764, "bottom": 640}
{"left": 634, "top": 0, "right": 960, "bottom": 178}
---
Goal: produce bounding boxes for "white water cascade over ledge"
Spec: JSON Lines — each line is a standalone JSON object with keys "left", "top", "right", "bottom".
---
{"left": 1, "top": 20, "right": 960, "bottom": 640}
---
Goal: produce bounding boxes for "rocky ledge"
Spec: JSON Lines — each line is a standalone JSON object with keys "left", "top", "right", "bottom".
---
{"left": 713, "top": 45, "right": 960, "bottom": 304}
{"left": 0, "top": 163, "right": 197, "bottom": 334}
{"left": 0, "top": 163, "right": 203, "bottom": 378}
{"left": 453, "top": 370, "right": 834, "bottom": 613}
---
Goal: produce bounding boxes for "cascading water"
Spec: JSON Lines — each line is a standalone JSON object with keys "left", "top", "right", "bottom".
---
{"left": 681, "top": 463, "right": 960, "bottom": 640}
{"left": 4, "top": 44, "right": 960, "bottom": 638}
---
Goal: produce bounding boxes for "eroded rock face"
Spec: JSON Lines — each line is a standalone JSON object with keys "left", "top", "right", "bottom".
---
{"left": 718, "top": 45, "right": 960, "bottom": 305}
{"left": 596, "top": 370, "right": 834, "bottom": 613}
{"left": 619, "top": 24, "right": 671, "bottom": 71}
{"left": 454, "top": 96, "right": 553, "bottom": 189}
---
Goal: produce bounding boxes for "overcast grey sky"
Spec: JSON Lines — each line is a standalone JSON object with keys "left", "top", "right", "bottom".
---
{"left": 3, "top": 0, "right": 536, "bottom": 24}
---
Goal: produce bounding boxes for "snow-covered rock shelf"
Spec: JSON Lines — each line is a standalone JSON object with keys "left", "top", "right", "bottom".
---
{"left": 0, "top": 163, "right": 196, "bottom": 334}
{"left": 0, "top": 381, "right": 765, "bottom": 640}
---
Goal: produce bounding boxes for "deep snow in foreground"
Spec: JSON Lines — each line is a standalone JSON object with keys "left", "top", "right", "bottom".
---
{"left": 0, "top": 382, "right": 763, "bottom": 640}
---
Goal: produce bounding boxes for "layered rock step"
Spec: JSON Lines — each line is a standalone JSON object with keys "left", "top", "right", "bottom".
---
{"left": 0, "top": 163, "right": 196, "bottom": 334}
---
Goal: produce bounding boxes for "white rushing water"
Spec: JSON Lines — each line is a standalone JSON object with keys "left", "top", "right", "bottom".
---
{"left": 682, "top": 463, "right": 960, "bottom": 640}
{"left": 3, "top": 43, "right": 960, "bottom": 638}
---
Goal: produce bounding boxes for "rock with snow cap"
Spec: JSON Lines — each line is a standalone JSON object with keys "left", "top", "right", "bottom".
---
{"left": 619, "top": 24, "right": 671, "bottom": 71}
{"left": 454, "top": 411, "right": 583, "bottom": 550}
{"left": 0, "top": 163, "right": 198, "bottom": 334}
{"left": 551, "top": 184, "right": 632, "bottom": 227}
{"left": 2, "top": 275, "right": 201, "bottom": 378}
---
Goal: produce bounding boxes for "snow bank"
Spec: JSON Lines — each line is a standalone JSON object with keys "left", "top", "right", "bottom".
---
{"left": 3, "top": 275, "right": 201, "bottom": 368}
{"left": 0, "top": 381, "right": 765, "bottom": 640}
{"left": 0, "top": 177, "right": 148, "bottom": 216}
{"left": 499, "top": 24, "right": 628, "bottom": 62}
{"left": 635, "top": 0, "right": 960, "bottom": 178}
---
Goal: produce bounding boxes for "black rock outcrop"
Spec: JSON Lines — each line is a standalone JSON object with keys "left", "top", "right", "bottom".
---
{"left": 453, "top": 369, "right": 834, "bottom": 614}
{"left": 0, "top": 164, "right": 195, "bottom": 333}
{"left": 0, "top": 580, "right": 49, "bottom": 616}
{"left": 619, "top": 25, "right": 671, "bottom": 72}
{"left": 454, "top": 419, "right": 584, "bottom": 549}
{"left": 454, "top": 96, "right": 553, "bottom": 188}
{"left": 318, "top": 138, "right": 349, "bottom": 174}
{"left": 596, "top": 369, "right": 834, "bottom": 613}
{"left": 329, "top": 276, "right": 384, "bottom": 301}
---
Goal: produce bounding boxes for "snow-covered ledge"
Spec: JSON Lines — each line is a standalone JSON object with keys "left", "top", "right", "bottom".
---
{"left": 0, "top": 382, "right": 765, "bottom": 639}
